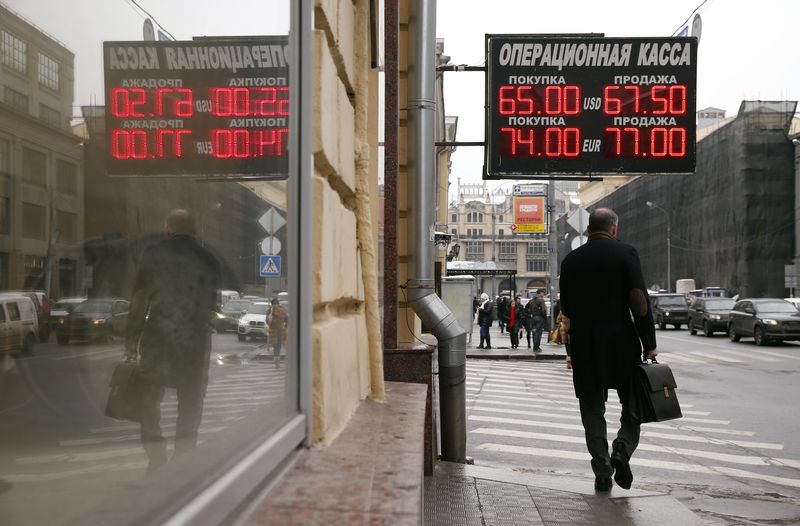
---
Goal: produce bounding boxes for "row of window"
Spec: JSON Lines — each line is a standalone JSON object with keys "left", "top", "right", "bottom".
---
{"left": 0, "top": 138, "right": 78, "bottom": 193}
{"left": 0, "top": 139, "right": 78, "bottom": 240}
{"left": 4, "top": 85, "right": 63, "bottom": 127}
{"left": 1, "top": 29, "right": 60, "bottom": 91}
{"left": 451, "top": 212, "right": 504, "bottom": 224}
{"left": 460, "top": 240, "right": 549, "bottom": 271}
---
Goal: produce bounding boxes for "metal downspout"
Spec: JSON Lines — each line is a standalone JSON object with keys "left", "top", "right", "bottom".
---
{"left": 407, "top": 0, "right": 466, "bottom": 463}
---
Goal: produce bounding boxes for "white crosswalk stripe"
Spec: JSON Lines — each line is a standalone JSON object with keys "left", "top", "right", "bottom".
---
{"left": 7, "top": 364, "right": 287, "bottom": 483}
{"left": 466, "top": 360, "right": 800, "bottom": 490}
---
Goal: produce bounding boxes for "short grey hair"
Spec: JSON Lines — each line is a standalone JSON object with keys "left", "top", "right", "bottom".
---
{"left": 588, "top": 208, "right": 618, "bottom": 233}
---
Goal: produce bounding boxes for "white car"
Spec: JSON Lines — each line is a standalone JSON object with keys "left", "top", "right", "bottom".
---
{"left": 237, "top": 301, "right": 270, "bottom": 341}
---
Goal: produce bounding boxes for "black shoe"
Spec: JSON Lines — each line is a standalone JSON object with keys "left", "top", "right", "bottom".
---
{"left": 594, "top": 477, "right": 612, "bottom": 492}
{"left": 611, "top": 451, "right": 633, "bottom": 490}
{"left": 477, "top": 345, "right": 484, "bottom": 349}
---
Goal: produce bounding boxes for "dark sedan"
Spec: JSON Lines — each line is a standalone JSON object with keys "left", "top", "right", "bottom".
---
{"left": 56, "top": 299, "right": 129, "bottom": 345}
{"left": 689, "top": 298, "right": 736, "bottom": 337}
{"left": 211, "top": 299, "right": 253, "bottom": 332}
{"left": 728, "top": 298, "right": 800, "bottom": 346}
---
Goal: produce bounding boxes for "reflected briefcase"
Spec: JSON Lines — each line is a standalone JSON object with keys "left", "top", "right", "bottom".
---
{"left": 105, "top": 360, "right": 144, "bottom": 422}
{"left": 628, "top": 360, "right": 682, "bottom": 424}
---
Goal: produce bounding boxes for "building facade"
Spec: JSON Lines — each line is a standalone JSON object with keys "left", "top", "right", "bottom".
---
{"left": 0, "top": 4, "right": 82, "bottom": 296}
{"left": 447, "top": 179, "right": 554, "bottom": 296}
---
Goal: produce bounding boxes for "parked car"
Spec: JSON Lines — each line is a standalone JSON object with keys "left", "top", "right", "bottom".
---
{"left": 728, "top": 298, "right": 800, "bottom": 346}
{"left": 3, "top": 290, "right": 49, "bottom": 341}
{"left": 650, "top": 293, "right": 690, "bottom": 330}
{"left": 689, "top": 297, "right": 736, "bottom": 337}
{"left": 785, "top": 298, "right": 800, "bottom": 311}
{"left": 56, "top": 298, "right": 130, "bottom": 345}
{"left": 0, "top": 293, "right": 39, "bottom": 355}
{"left": 237, "top": 300, "right": 270, "bottom": 341}
{"left": 50, "top": 297, "right": 87, "bottom": 330}
{"left": 213, "top": 298, "right": 253, "bottom": 332}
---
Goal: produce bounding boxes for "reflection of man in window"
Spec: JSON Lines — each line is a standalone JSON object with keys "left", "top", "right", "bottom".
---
{"left": 125, "top": 209, "right": 221, "bottom": 474}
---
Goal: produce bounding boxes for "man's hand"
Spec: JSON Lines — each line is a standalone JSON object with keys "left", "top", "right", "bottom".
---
{"left": 644, "top": 348, "right": 658, "bottom": 360}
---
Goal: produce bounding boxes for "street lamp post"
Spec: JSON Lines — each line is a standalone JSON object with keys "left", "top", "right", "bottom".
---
{"left": 646, "top": 201, "right": 671, "bottom": 292}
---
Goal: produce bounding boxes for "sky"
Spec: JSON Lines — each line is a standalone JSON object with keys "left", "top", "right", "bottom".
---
{"left": 436, "top": 0, "right": 800, "bottom": 193}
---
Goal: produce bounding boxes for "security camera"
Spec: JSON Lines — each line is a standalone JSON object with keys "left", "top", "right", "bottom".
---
{"left": 793, "top": 138, "right": 800, "bottom": 145}
{"left": 434, "top": 231, "right": 453, "bottom": 247}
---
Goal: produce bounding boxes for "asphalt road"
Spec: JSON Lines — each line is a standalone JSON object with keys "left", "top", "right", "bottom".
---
{"left": 464, "top": 328, "right": 800, "bottom": 525}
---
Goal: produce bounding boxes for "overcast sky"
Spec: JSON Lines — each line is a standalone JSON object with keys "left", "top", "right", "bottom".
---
{"left": 437, "top": 0, "right": 800, "bottom": 192}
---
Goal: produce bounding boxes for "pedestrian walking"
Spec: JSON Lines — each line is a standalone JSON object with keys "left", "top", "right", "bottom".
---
{"left": 476, "top": 293, "right": 494, "bottom": 349}
{"left": 505, "top": 297, "right": 519, "bottom": 348}
{"left": 496, "top": 295, "right": 507, "bottom": 333}
{"left": 518, "top": 296, "right": 533, "bottom": 348}
{"left": 125, "top": 209, "right": 221, "bottom": 475}
{"left": 559, "top": 207, "right": 657, "bottom": 492}
{"left": 268, "top": 298, "right": 288, "bottom": 367}
{"left": 531, "top": 289, "right": 547, "bottom": 351}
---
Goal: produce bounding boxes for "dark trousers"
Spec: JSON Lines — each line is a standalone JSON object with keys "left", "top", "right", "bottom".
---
{"left": 578, "top": 388, "right": 640, "bottom": 479}
{"left": 532, "top": 315, "right": 545, "bottom": 348}
{"left": 508, "top": 324, "right": 519, "bottom": 347}
{"left": 140, "top": 372, "right": 208, "bottom": 472}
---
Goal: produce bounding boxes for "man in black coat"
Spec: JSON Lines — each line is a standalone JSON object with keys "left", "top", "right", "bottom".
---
{"left": 559, "top": 208, "right": 657, "bottom": 492}
{"left": 126, "top": 209, "right": 221, "bottom": 474}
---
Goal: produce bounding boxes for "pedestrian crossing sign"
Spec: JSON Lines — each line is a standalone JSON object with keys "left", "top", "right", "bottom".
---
{"left": 259, "top": 255, "right": 281, "bottom": 277}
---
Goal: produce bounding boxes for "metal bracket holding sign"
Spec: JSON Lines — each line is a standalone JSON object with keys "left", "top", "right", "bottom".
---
{"left": 484, "top": 34, "right": 697, "bottom": 179}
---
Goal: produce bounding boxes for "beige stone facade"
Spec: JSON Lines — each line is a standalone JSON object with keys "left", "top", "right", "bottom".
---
{"left": 311, "top": 0, "right": 384, "bottom": 446}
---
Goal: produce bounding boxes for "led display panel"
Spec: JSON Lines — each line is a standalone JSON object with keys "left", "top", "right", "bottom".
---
{"left": 485, "top": 35, "right": 697, "bottom": 178}
{"left": 103, "top": 38, "right": 288, "bottom": 177}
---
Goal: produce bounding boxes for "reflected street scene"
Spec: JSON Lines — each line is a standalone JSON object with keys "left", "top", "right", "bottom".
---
{"left": 0, "top": 1, "right": 296, "bottom": 524}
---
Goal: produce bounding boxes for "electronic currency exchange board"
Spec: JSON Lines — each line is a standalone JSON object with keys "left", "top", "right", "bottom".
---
{"left": 485, "top": 35, "right": 697, "bottom": 178}
{"left": 104, "top": 37, "right": 288, "bottom": 177}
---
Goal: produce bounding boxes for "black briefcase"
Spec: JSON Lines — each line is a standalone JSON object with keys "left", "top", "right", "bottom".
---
{"left": 628, "top": 360, "right": 682, "bottom": 424}
{"left": 105, "top": 360, "right": 144, "bottom": 422}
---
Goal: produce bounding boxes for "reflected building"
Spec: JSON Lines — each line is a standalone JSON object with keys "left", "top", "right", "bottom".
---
{"left": 0, "top": 4, "right": 83, "bottom": 296}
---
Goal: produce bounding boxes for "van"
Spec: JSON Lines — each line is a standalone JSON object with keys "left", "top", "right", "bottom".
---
{"left": 0, "top": 294, "right": 39, "bottom": 355}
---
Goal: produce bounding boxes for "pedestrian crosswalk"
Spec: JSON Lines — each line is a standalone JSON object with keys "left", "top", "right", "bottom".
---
{"left": 466, "top": 360, "right": 800, "bottom": 491}
{"left": 4, "top": 363, "right": 287, "bottom": 484}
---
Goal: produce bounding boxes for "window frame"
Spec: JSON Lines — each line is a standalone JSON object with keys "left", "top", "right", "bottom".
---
{"left": 1, "top": 30, "right": 27, "bottom": 73}
{"left": 160, "top": 3, "right": 312, "bottom": 524}
{"left": 38, "top": 52, "right": 60, "bottom": 91}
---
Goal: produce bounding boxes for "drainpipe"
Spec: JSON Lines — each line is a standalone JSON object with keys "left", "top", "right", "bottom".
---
{"left": 408, "top": 0, "right": 466, "bottom": 463}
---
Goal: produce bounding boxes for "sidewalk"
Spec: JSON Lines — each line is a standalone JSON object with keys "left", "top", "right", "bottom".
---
{"left": 422, "top": 320, "right": 705, "bottom": 525}
{"left": 424, "top": 462, "right": 704, "bottom": 525}
{"left": 465, "top": 321, "right": 568, "bottom": 361}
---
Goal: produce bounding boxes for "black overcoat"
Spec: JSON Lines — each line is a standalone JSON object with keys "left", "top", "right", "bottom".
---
{"left": 559, "top": 235, "right": 656, "bottom": 398}
{"left": 125, "top": 235, "right": 221, "bottom": 387}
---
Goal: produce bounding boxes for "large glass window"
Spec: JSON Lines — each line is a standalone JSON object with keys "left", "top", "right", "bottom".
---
{"left": 0, "top": 2, "right": 306, "bottom": 525}
{"left": 1, "top": 29, "right": 27, "bottom": 73}
{"left": 40, "top": 103, "right": 61, "bottom": 127}
{"left": 56, "top": 159, "right": 77, "bottom": 194}
{"left": 527, "top": 259, "right": 549, "bottom": 272}
{"left": 22, "top": 146, "right": 46, "bottom": 187}
{"left": 21, "top": 201, "right": 46, "bottom": 239}
{"left": 4, "top": 85, "right": 29, "bottom": 112}
{"left": 38, "top": 52, "right": 60, "bottom": 91}
{"left": 498, "top": 241, "right": 516, "bottom": 260}
{"left": 0, "top": 137, "right": 8, "bottom": 175}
